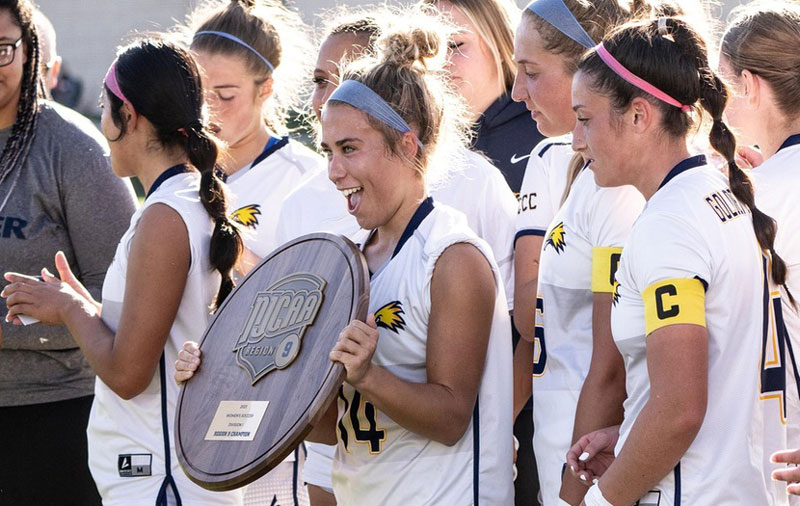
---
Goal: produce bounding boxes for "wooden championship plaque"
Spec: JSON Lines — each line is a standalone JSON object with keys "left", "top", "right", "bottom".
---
{"left": 175, "top": 233, "right": 369, "bottom": 491}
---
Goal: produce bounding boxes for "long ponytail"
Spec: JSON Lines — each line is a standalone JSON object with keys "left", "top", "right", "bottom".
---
{"left": 185, "top": 124, "right": 243, "bottom": 310}
{"left": 667, "top": 19, "right": 790, "bottom": 296}
{"left": 108, "top": 39, "right": 243, "bottom": 311}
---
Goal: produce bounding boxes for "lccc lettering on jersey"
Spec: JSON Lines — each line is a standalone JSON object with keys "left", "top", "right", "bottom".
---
{"left": 0, "top": 216, "right": 27, "bottom": 239}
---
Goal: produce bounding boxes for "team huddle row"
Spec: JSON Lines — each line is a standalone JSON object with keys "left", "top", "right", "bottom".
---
{"left": 1, "top": 0, "right": 799, "bottom": 504}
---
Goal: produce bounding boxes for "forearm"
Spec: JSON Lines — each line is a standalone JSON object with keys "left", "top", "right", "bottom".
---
{"left": 513, "top": 339, "right": 533, "bottom": 419}
{"left": 571, "top": 366, "right": 625, "bottom": 444}
{"left": 61, "top": 301, "right": 140, "bottom": 398}
{"left": 355, "top": 365, "right": 474, "bottom": 446}
{"left": 560, "top": 367, "right": 625, "bottom": 504}
{"left": 513, "top": 279, "right": 538, "bottom": 342}
{"left": 596, "top": 401, "right": 699, "bottom": 505}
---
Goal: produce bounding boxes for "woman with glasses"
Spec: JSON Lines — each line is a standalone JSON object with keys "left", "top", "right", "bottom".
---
{"left": 0, "top": 0, "right": 135, "bottom": 504}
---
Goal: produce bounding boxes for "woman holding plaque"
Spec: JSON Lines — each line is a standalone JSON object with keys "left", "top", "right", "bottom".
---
{"left": 178, "top": 14, "right": 514, "bottom": 505}
{"left": 3, "top": 38, "right": 244, "bottom": 505}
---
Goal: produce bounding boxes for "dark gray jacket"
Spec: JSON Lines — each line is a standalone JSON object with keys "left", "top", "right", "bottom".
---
{"left": 0, "top": 102, "right": 137, "bottom": 406}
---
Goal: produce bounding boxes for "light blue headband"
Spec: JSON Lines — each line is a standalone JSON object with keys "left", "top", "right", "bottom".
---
{"left": 328, "top": 80, "right": 423, "bottom": 149}
{"left": 526, "top": 0, "right": 595, "bottom": 49}
{"left": 193, "top": 30, "right": 275, "bottom": 72}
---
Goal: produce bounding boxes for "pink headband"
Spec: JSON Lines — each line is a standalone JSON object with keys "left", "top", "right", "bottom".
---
{"left": 595, "top": 43, "right": 691, "bottom": 112}
{"left": 103, "top": 61, "right": 131, "bottom": 108}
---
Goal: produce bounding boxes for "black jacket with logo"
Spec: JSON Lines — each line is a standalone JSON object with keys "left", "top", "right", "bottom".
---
{"left": 472, "top": 93, "right": 545, "bottom": 194}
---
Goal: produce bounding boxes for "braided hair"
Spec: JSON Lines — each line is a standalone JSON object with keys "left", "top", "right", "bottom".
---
{"left": 106, "top": 39, "right": 243, "bottom": 310}
{"left": 0, "top": 0, "right": 42, "bottom": 187}
{"left": 578, "top": 17, "right": 790, "bottom": 294}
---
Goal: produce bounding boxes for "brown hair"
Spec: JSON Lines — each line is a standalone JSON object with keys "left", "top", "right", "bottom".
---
{"left": 185, "top": 0, "right": 312, "bottom": 134}
{"left": 578, "top": 17, "right": 789, "bottom": 288}
{"left": 722, "top": 1, "right": 800, "bottom": 120}
{"left": 330, "top": 10, "right": 470, "bottom": 177}
{"left": 523, "top": 0, "right": 689, "bottom": 203}
{"left": 108, "top": 39, "right": 243, "bottom": 310}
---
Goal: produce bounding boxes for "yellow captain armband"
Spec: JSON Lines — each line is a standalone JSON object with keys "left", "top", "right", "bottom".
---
{"left": 643, "top": 278, "right": 707, "bottom": 335}
{"left": 591, "top": 247, "right": 623, "bottom": 293}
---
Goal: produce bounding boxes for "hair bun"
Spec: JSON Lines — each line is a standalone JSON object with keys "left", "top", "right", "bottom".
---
{"left": 232, "top": 0, "right": 256, "bottom": 9}
{"left": 381, "top": 27, "right": 440, "bottom": 68}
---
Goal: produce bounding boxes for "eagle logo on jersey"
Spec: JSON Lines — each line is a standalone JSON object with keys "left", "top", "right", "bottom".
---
{"left": 612, "top": 280, "right": 621, "bottom": 306}
{"left": 374, "top": 301, "right": 406, "bottom": 334}
{"left": 230, "top": 204, "right": 262, "bottom": 229}
{"left": 545, "top": 222, "right": 566, "bottom": 254}
{"left": 234, "top": 272, "right": 326, "bottom": 385}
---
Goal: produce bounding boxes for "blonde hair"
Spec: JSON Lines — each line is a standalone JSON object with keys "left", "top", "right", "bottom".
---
{"left": 327, "top": 7, "right": 471, "bottom": 186}
{"left": 179, "top": 0, "right": 313, "bottom": 135}
{"left": 422, "top": 0, "right": 520, "bottom": 92}
{"left": 722, "top": 0, "right": 800, "bottom": 120}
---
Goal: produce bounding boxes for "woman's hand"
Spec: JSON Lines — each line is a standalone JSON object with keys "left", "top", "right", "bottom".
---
{"left": 40, "top": 251, "right": 100, "bottom": 314}
{"left": 771, "top": 448, "right": 800, "bottom": 495}
{"left": 174, "top": 341, "right": 201, "bottom": 385}
{"left": 329, "top": 314, "right": 378, "bottom": 387}
{"left": 567, "top": 425, "right": 620, "bottom": 485}
{"left": 2, "top": 268, "right": 94, "bottom": 326}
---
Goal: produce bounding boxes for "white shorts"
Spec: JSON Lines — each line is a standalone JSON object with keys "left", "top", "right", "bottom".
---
{"left": 243, "top": 447, "right": 309, "bottom": 506}
{"left": 302, "top": 442, "right": 335, "bottom": 493}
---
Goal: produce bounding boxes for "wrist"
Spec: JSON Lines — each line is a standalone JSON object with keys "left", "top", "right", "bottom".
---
{"left": 62, "top": 295, "right": 98, "bottom": 325}
{"left": 584, "top": 483, "right": 614, "bottom": 506}
{"left": 350, "top": 362, "right": 377, "bottom": 391}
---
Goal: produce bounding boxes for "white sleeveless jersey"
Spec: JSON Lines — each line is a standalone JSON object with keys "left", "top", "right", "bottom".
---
{"left": 752, "top": 134, "right": 800, "bottom": 504}
{"left": 516, "top": 135, "right": 574, "bottom": 242}
{"left": 533, "top": 168, "right": 644, "bottom": 505}
{"left": 90, "top": 171, "right": 242, "bottom": 505}
{"left": 227, "top": 137, "right": 324, "bottom": 258}
{"left": 331, "top": 199, "right": 513, "bottom": 505}
{"left": 611, "top": 156, "right": 781, "bottom": 505}
{"left": 433, "top": 148, "right": 518, "bottom": 310}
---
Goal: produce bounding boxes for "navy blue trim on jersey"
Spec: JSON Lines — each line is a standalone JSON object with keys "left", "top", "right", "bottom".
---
{"left": 777, "top": 134, "right": 800, "bottom": 153}
{"left": 538, "top": 141, "right": 572, "bottom": 158}
{"left": 514, "top": 229, "right": 546, "bottom": 246}
{"left": 392, "top": 197, "right": 434, "bottom": 259}
{"left": 787, "top": 335, "right": 800, "bottom": 402}
{"left": 658, "top": 155, "right": 707, "bottom": 190}
{"left": 147, "top": 164, "right": 191, "bottom": 199}
{"left": 673, "top": 462, "right": 681, "bottom": 506}
{"left": 250, "top": 136, "right": 289, "bottom": 169}
{"left": 472, "top": 398, "right": 480, "bottom": 505}
{"left": 292, "top": 447, "right": 300, "bottom": 505}
{"left": 156, "top": 354, "right": 182, "bottom": 506}
{"left": 694, "top": 276, "right": 708, "bottom": 292}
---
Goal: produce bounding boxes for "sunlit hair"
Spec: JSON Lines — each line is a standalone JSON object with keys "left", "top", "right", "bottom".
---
{"left": 722, "top": 0, "right": 800, "bottom": 120}
{"left": 322, "top": 6, "right": 471, "bottom": 188}
{"left": 420, "top": 0, "right": 520, "bottom": 92}
{"left": 178, "top": 0, "right": 313, "bottom": 135}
